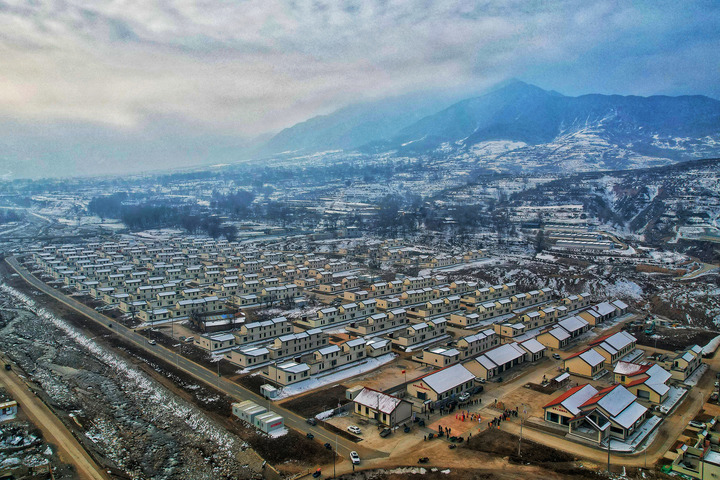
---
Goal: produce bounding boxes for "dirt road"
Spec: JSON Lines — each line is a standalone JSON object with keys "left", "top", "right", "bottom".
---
{"left": 0, "top": 364, "right": 110, "bottom": 480}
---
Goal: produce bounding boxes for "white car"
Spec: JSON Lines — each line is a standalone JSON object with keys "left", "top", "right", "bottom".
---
{"left": 347, "top": 425, "right": 362, "bottom": 435}
{"left": 349, "top": 451, "right": 360, "bottom": 465}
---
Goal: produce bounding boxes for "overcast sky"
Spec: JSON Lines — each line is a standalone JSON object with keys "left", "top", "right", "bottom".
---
{"left": 0, "top": 0, "right": 718, "bottom": 178}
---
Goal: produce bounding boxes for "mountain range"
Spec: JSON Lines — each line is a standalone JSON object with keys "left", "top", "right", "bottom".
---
{"left": 258, "top": 80, "right": 720, "bottom": 172}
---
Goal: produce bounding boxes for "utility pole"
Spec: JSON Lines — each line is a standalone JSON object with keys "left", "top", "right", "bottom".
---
{"left": 518, "top": 403, "right": 528, "bottom": 457}
{"left": 607, "top": 433, "right": 611, "bottom": 474}
{"left": 333, "top": 433, "right": 338, "bottom": 478}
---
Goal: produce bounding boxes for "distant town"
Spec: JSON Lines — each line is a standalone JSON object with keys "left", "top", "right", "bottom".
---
{"left": 0, "top": 159, "right": 718, "bottom": 479}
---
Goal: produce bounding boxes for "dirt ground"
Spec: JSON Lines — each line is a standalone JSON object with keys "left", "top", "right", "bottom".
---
{"left": 342, "top": 357, "right": 432, "bottom": 392}
{"left": 635, "top": 325, "right": 719, "bottom": 352}
{"left": 281, "top": 384, "right": 349, "bottom": 417}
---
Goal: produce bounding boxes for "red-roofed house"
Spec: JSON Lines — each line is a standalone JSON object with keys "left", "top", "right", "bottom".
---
{"left": 543, "top": 384, "right": 598, "bottom": 427}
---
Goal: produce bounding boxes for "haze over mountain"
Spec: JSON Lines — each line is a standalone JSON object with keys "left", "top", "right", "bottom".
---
{"left": 261, "top": 80, "right": 720, "bottom": 172}
{"left": 255, "top": 89, "right": 479, "bottom": 156}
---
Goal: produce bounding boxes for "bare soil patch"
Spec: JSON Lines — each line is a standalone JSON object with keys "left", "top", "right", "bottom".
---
{"left": 281, "top": 384, "right": 349, "bottom": 417}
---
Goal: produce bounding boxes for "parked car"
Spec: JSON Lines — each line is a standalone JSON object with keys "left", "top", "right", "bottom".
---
{"left": 458, "top": 393, "right": 470, "bottom": 402}
{"left": 493, "top": 376, "right": 503, "bottom": 383}
{"left": 347, "top": 425, "right": 361, "bottom": 435}
{"left": 689, "top": 421, "right": 706, "bottom": 429}
{"left": 418, "top": 457, "right": 429, "bottom": 463}
{"left": 552, "top": 353, "right": 562, "bottom": 360}
{"left": 380, "top": 428, "right": 392, "bottom": 438}
{"left": 349, "top": 451, "right": 360, "bottom": 465}
{"left": 312, "top": 468, "right": 322, "bottom": 478}
{"left": 306, "top": 418, "right": 317, "bottom": 426}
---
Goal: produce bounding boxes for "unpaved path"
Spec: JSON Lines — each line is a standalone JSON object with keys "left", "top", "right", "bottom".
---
{"left": 0, "top": 364, "right": 110, "bottom": 480}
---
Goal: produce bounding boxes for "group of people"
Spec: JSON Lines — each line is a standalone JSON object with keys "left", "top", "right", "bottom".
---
{"left": 455, "top": 410, "right": 482, "bottom": 423}
{"left": 488, "top": 407, "right": 519, "bottom": 428}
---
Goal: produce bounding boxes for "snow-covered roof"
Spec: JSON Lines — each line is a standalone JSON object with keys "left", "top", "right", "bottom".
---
{"left": 596, "top": 341, "right": 618, "bottom": 356}
{"left": 578, "top": 348, "right": 605, "bottom": 367}
{"left": 613, "top": 361, "right": 648, "bottom": 376}
{"left": 346, "top": 338, "right": 366, "bottom": 348}
{"left": 613, "top": 401, "right": 648, "bottom": 429}
{"left": 428, "top": 347, "right": 460, "bottom": 357}
{"left": 558, "top": 316, "right": 589, "bottom": 333}
{"left": 644, "top": 364, "right": 672, "bottom": 395}
{"left": 590, "top": 385, "right": 636, "bottom": 417}
{"left": 483, "top": 343, "right": 526, "bottom": 367}
{"left": 277, "top": 361, "right": 309, "bottom": 373}
{"left": 520, "top": 338, "right": 546, "bottom": 354}
{"left": 318, "top": 345, "right": 341, "bottom": 356}
{"left": 241, "top": 346, "right": 270, "bottom": 356}
{"left": 603, "top": 331, "right": 636, "bottom": 351}
{"left": 544, "top": 384, "right": 598, "bottom": 415}
{"left": 612, "top": 299, "right": 629, "bottom": 310}
{"left": 420, "top": 364, "right": 475, "bottom": 394}
{"left": 548, "top": 327, "right": 570, "bottom": 341}
{"left": 353, "top": 388, "right": 404, "bottom": 414}
{"left": 594, "top": 302, "right": 616, "bottom": 316}
{"left": 367, "top": 339, "right": 390, "bottom": 350}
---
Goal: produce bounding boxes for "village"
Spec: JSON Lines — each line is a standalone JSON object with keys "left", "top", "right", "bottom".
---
{"left": 0, "top": 231, "right": 715, "bottom": 480}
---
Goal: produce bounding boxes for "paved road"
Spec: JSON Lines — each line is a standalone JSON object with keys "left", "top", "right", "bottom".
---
{"left": 0, "top": 363, "right": 110, "bottom": 480}
{"left": 5, "top": 256, "right": 383, "bottom": 461}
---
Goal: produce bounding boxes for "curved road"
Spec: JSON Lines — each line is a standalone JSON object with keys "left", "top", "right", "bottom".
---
{"left": 0, "top": 364, "right": 110, "bottom": 480}
{"left": 5, "top": 256, "right": 383, "bottom": 461}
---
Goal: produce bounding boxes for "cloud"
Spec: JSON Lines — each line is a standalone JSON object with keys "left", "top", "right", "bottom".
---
{"left": 0, "top": 0, "right": 718, "bottom": 177}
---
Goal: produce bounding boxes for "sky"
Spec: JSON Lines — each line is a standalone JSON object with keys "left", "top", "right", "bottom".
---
{"left": 0, "top": 0, "right": 718, "bottom": 179}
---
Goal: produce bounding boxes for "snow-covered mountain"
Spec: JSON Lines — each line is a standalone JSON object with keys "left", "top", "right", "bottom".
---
{"left": 262, "top": 80, "right": 720, "bottom": 172}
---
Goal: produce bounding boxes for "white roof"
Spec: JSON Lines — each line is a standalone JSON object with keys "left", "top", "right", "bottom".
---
{"left": 558, "top": 316, "right": 589, "bottom": 333}
{"left": 484, "top": 343, "right": 526, "bottom": 366}
{"left": 612, "top": 299, "right": 629, "bottom": 310}
{"left": 603, "top": 331, "right": 636, "bottom": 351}
{"left": 241, "top": 346, "right": 269, "bottom": 356}
{"left": 578, "top": 348, "right": 605, "bottom": 367}
{"left": 318, "top": 345, "right": 341, "bottom": 356}
{"left": 596, "top": 385, "right": 636, "bottom": 417}
{"left": 428, "top": 347, "right": 460, "bottom": 357}
{"left": 548, "top": 327, "right": 570, "bottom": 341}
{"left": 594, "top": 302, "right": 616, "bottom": 316}
{"left": 613, "top": 361, "right": 645, "bottom": 376}
{"left": 562, "top": 384, "right": 599, "bottom": 415}
{"left": 597, "top": 342, "right": 618, "bottom": 356}
{"left": 207, "top": 333, "right": 235, "bottom": 342}
{"left": 367, "top": 339, "right": 390, "bottom": 349}
{"left": 644, "top": 364, "right": 672, "bottom": 395}
{"left": 277, "top": 361, "right": 309, "bottom": 373}
{"left": 613, "top": 401, "right": 648, "bottom": 429}
{"left": 346, "top": 338, "right": 366, "bottom": 348}
{"left": 353, "top": 388, "right": 404, "bottom": 414}
{"left": 520, "top": 338, "right": 546, "bottom": 354}
{"left": 421, "top": 364, "right": 475, "bottom": 394}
